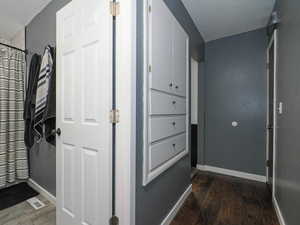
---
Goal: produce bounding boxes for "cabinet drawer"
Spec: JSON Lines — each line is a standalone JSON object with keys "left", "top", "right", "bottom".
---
{"left": 150, "top": 91, "right": 186, "bottom": 115}
{"left": 149, "top": 133, "right": 186, "bottom": 171}
{"left": 149, "top": 116, "right": 186, "bottom": 142}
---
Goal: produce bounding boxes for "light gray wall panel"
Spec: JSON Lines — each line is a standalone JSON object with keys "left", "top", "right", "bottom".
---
{"left": 197, "top": 62, "right": 206, "bottom": 165}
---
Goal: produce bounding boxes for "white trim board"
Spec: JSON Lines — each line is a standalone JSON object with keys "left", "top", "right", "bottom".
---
{"left": 273, "top": 196, "right": 286, "bottom": 225}
{"left": 115, "top": 0, "right": 137, "bottom": 224}
{"left": 27, "top": 179, "right": 56, "bottom": 205}
{"left": 266, "top": 29, "right": 279, "bottom": 197}
{"left": 196, "top": 165, "right": 266, "bottom": 183}
{"left": 161, "top": 184, "right": 192, "bottom": 225}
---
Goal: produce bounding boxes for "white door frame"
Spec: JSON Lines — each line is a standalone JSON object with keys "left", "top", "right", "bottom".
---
{"left": 265, "top": 29, "right": 278, "bottom": 197}
{"left": 115, "top": 0, "right": 136, "bottom": 225}
{"left": 191, "top": 57, "right": 199, "bottom": 125}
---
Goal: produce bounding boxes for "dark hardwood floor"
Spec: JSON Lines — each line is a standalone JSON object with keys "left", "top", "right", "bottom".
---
{"left": 171, "top": 171, "right": 280, "bottom": 225}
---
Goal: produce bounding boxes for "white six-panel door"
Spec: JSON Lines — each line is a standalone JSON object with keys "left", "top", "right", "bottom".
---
{"left": 56, "top": 0, "right": 112, "bottom": 224}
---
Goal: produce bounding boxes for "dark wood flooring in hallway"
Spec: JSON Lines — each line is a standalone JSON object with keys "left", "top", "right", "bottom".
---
{"left": 171, "top": 171, "right": 280, "bottom": 225}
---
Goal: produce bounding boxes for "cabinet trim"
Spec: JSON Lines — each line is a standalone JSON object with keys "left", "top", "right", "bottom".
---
{"left": 143, "top": 0, "right": 190, "bottom": 186}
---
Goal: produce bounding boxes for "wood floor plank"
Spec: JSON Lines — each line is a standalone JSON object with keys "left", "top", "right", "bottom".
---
{"left": 196, "top": 178, "right": 226, "bottom": 225}
{"left": 171, "top": 171, "right": 280, "bottom": 225}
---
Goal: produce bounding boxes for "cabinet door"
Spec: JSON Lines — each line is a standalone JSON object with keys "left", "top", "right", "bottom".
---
{"left": 172, "top": 19, "right": 189, "bottom": 97}
{"left": 150, "top": 0, "right": 173, "bottom": 94}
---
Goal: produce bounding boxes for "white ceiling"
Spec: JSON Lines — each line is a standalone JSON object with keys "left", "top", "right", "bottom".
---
{"left": 182, "top": 0, "right": 275, "bottom": 42}
{"left": 0, "top": 0, "right": 52, "bottom": 40}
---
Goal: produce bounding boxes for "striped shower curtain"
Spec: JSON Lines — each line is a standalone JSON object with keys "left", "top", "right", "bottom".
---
{"left": 0, "top": 46, "right": 28, "bottom": 188}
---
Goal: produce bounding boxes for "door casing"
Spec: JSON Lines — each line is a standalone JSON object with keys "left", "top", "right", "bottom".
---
{"left": 266, "top": 29, "right": 278, "bottom": 197}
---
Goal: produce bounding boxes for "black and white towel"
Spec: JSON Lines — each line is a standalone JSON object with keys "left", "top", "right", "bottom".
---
{"left": 43, "top": 47, "right": 56, "bottom": 146}
{"left": 24, "top": 54, "right": 41, "bottom": 148}
{"left": 34, "top": 46, "right": 54, "bottom": 141}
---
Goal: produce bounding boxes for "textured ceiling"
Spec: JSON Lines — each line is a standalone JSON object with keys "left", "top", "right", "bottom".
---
{"left": 182, "top": 0, "right": 275, "bottom": 42}
{"left": 0, "top": 0, "right": 52, "bottom": 39}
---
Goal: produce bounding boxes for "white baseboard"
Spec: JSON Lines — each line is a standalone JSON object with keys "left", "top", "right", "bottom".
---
{"left": 161, "top": 184, "right": 192, "bottom": 225}
{"left": 196, "top": 164, "right": 206, "bottom": 171}
{"left": 196, "top": 164, "right": 266, "bottom": 183}
{"left": 273, "top": 196, "right": 286, "bottom": 225}
{"left": 27, "top": 179, "right": 56, "bottom": 205}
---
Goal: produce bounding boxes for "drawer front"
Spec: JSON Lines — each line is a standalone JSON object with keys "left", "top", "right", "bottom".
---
{"left": 150, "top": 91, "right": 186, "bottom": 115}
{"left": 149, "top": 133, "right": 186, "bottom": 171}
{"left": 149, "top": 116, "right": 186, "bottom": 142}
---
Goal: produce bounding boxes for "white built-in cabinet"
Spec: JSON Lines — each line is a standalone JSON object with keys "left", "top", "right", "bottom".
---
{"left": 143, "top": 0, "right": 189, "bottom": 185}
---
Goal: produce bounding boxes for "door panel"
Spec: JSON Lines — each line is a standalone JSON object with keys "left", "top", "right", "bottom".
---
{"left": 56, "top": 0, "right": 112, "bottom": 224}
{"left": 150, "top": 0, "right": 173, "bottom": 94}
{"left": 82, "top": 148, "right": 99, "bottom": 225}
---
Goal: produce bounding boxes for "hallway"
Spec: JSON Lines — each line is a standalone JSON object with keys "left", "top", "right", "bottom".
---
{"left": 171, "top": 171, "right": 279, "bottom": 225}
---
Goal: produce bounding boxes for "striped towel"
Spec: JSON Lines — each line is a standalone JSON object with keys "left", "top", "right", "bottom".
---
{"left": 34, "top": 46, "right": 53, "bottom": 141}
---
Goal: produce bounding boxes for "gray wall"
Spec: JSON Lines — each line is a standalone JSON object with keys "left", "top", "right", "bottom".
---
{"left": 274, "top": 0, "right": 300, "bottom": 224}
{"left": 136, "top": 0, "right": 205, "bottom": 225}
{"left": 26, "top": 0, "right": 71, "bottom": 195}
{"left": 204, "top": 28, "right": 267, "bottom": 176}
{"left": 197, "top": 62, "right": 206, "bottom": 165}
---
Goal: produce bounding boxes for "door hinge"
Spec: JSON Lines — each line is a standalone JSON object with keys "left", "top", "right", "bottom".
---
{"left": 148, "top": 5, "right": 152, "bottom": 13}
{"left": 110, "top": 216, "right": 119, "bottom": 225}
{"left": 110, "top": 109, "right": 120, "bottom": 124}
{"left": 148, "top": 65, "right": 152, "bottom": 73}
{"left": 266, "top": 160, "right": 271, "bottom": 167}
{"left": 110, "top": 1, "right": 120, "bottom": 16}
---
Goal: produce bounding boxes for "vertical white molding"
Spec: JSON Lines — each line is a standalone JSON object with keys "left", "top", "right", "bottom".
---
{"left": 191, "top": 58, "right": 198, "bottom": 125}
{"left": 115, "top": 0, "right": 136, "bottom": 224}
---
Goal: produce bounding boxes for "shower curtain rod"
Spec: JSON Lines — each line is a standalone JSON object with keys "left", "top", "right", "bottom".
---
{"left": 0, "top": 42, "right": 28, "bottom": 55}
